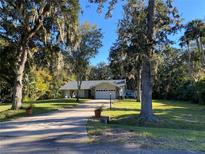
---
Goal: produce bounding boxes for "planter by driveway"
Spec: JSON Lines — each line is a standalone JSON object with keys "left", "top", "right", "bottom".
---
{"left": 0, "top": 100, "right": 109, "bottom": 153}
{"left": 0, "top": 100, "right": 202, "bottom": 154}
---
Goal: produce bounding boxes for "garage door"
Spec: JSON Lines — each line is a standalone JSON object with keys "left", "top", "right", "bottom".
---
{"left": 95, "top": 90, "right": 116, "bottom": 99}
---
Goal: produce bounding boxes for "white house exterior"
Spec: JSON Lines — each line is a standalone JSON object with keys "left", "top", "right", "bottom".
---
{"left": 60, "top": 80, "right": 126, "bottom": 99}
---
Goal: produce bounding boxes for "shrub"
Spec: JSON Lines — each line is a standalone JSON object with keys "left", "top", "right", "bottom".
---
{"left": 176, "top": 81, "right": 197, "bottom": 102}
{"left": 195, "top": 80, "right": 205, "bottom": 105}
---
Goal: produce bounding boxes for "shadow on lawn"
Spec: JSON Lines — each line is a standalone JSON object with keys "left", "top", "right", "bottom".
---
{"left": 0, "top": 100, "right": 78, "bottom": 121}
{"left": 154, "top": 99, "right": 205, "bottom": 108}
{"left": 28, "top": 98, "right": 77, "bottom": 104}
{"left": 106, "top": 101, "right": 205, "bottom": 131}
{"left": 104, "top": 107, "right": 140, "bottom": 112}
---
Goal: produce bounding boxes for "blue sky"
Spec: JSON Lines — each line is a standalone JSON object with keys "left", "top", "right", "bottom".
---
{"left": 80, "top": 0, "right": 205, "bottom": 66}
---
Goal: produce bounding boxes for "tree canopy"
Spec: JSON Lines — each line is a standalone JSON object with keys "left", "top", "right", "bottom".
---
{"left": 0, "top": 0, "right": 204, "bottom": 114}
{"left": 0, "top": 0, "right": 80, "bottom": 109}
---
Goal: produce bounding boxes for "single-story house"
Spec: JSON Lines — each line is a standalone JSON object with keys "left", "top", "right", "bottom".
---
{"left": 60, "top": 79, "right": 126, "bottom": 99}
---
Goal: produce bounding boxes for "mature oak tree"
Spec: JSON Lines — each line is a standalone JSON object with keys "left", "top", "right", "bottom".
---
{"left": 0, "top": 0, "right": 80, "bottom": 109}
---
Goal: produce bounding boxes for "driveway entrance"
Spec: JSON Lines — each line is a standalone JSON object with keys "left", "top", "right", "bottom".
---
{"left": 0, "top": 100, "right": 109, "bottom": 153}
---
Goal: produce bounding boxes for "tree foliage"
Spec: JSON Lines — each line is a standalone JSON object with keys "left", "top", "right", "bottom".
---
{"left": 88, "top": 62, "right": 112, "bottom": 80}
{"left": 109, "top": 0, "right": 181, "bottom": 120}
{"left": 0, "top": 0, "right": 80, "bottom": 109}
{"left": 66, "top": 23, "right": 103, "bottom": 101}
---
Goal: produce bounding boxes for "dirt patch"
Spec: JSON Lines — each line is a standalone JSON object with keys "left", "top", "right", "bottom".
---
{"left": 91, "top": 127, "right": 146, "bottom": 148}
{"left": 89, "top": 125, "right": 175, "bottom": 150}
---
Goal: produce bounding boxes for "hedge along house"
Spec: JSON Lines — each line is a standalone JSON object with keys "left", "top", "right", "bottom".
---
{"left": 60, "top": 80, "right": 126, "bottom": 99}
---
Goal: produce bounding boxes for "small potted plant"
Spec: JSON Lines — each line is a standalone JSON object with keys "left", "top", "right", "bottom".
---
{"left": 94, "top": 106, "right": 103, "bottom": 118}
{"left": 26, "top": 103, "right": 33, "bottom": 116}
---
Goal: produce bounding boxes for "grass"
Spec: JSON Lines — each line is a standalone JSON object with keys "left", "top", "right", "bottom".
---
{"left": 0, "top": 98, "right": 85, "bottom": 121}
{"left": 87, "top": 99, "right": 205, "bottom": 152}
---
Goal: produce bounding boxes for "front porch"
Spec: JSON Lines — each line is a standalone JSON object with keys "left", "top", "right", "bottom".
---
{"left": 63, "top": 89, "right": 95, "bottom": 99}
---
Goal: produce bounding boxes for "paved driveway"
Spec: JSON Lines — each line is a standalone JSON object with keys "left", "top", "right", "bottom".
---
{"left": 0, "top": 100, "right": 109, "bottom": 153}
{"left": 0, "top": 100, "right": 203, "bottom": 154}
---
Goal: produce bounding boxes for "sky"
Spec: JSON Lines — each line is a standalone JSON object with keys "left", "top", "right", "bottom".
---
{"left": 79, "top": 0, "right": 205, "bottom": 66}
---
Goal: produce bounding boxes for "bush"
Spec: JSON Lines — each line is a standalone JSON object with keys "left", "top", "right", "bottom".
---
{"left": 195, "top": 80, "right": 205, "bottom": 105}
{"left": 176, "top": 81, "right": 196, "bottom": 102}
{"left": 153, "top": 79, "right": 205, "bottom": 105}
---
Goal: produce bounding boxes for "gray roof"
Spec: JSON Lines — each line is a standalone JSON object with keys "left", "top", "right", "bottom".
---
{"left": 60, "top": 80, "right": 126, "bottom": 90}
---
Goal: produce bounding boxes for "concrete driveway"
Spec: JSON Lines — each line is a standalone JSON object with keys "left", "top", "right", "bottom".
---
{"left": 0, "top": 100, "right": 109, "bottom": 153}
{"left": 0, "top": 100, "right": 203, "bottom": 154}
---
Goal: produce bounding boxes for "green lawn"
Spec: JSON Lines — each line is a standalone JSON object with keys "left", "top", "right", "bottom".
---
{"left": 87, "top": 99, "right": 205, "bottom": 152}
{"left": 0, "top": 98, "right": 84, "bottom": 121}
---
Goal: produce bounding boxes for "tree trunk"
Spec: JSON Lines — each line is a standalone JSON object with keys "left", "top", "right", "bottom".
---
{"left": 196, "top": 38, "right": 201, "bottom": 53}
{"left": 139, "top": 0, "right": 155, "bottom": 121}
{"left": 136, "top": 68, "right": 141, "bottom": 102}
{"left": 10, "top": 17, "right": 43, "bottom": 110}
{"left": 140, "top": 57, "right": 153, "bottom": 119}
{"left": 76, "top": 88, "right": 79, "bottom": 102}
{"left": 76, "top": 81, "right": 80, "bottom": 102}
{"left": 76, "top": 77, "right": 82, "bottom": 103}
{"left": 11, "top": 47, "right": 28, "bottom": 110}
{"left": 199, "top": 37, "right": 205, "bottom": 65}
{"left": 186, "top": 42, "right": 194, "bottom": 81}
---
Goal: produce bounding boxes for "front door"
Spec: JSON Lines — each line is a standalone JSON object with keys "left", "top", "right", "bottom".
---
{"left": 88, "top": 90, "right": 92, "bottom": 98}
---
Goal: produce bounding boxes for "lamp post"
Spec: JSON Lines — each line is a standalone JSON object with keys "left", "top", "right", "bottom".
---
{"left": 110, "top": 93, "right": 112, "bottom": 109}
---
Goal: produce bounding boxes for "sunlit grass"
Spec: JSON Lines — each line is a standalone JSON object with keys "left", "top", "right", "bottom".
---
{"left": 101, "top": 99, "right": 205, "bottom": 130}
{"left": 0, "top": 98, "right": 84, "bottom": 121}
{"left": 0, "top": 104, "right": 11, "bottom": 112}
{"left": 87, "top": 99, "right": 205, "bottom": 151}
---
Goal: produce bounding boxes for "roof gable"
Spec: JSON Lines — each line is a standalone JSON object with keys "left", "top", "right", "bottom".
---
{"left": 60, "top": 80, "right": 126, "bottom": 90}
